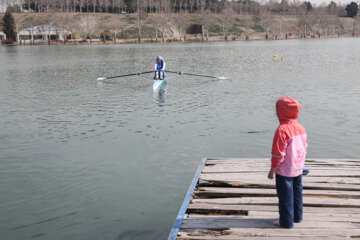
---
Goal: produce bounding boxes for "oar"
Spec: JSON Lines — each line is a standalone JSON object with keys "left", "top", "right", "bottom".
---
{"left": 167, "top": 70, "right": 217, "bottom": 79}
{"left": 97, "top": 71, "right": 154, "bottom": 81}
{"left": 166, "top": 70, "right": 226, "bottom": 80}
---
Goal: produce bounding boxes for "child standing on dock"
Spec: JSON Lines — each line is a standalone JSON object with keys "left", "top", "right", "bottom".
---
{"left": 154, "top": 56, "right": 166, "bottom": 80}
{"left": 267, "top": 97, "right": 308, "bottom": 228}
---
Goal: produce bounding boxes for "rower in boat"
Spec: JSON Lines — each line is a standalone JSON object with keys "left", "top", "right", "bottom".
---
{"left": 154, "top": 56, "right": 166, "bottom": 80}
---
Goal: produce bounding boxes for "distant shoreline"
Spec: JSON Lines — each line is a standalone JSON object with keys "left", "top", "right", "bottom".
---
{"left": 1, "top": 12, "right": 359, "bottom": 46}
{"left": 2, "top": 34, "right": 358, "bottom": 46}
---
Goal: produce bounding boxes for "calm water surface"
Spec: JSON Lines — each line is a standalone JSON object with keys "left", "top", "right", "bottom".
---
{"left": 1, "top": 39, "right": 360, "bottom": 240}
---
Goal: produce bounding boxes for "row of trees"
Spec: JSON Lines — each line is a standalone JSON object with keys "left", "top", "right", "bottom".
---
{"left": 0, "top": 0, "right": 357, "bottom": 18}
{"left": 1, "top": 0, "right": 360, "bottom": 45}
{"left": 3, "top": 8, "right": 359, "bottom": 43}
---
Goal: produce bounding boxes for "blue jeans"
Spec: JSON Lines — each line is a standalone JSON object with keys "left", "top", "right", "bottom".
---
{"left": 276, "top": 174, "right": 303, "bottom": 228}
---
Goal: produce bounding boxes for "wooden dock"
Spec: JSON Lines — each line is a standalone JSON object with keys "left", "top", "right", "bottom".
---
{"left": 168, "top": 158, "right": 360, "bottom": 240}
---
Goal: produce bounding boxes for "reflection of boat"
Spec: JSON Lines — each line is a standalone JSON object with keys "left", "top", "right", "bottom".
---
{"left": 153, "top": 80, "right": 167, "bottom": 91}
{"left": 156, "top": 88, "right": 166, "bottom": 106}
{"left": 153, "top": 80, "right": 166, "bottom": 106}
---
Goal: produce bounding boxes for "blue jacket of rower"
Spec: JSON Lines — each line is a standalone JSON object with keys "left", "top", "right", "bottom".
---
{"left": 155, "top": 56, "right": 166, "bottom": 71}
{"left": 156, "top": 61, "right": 164, "bottom": 70}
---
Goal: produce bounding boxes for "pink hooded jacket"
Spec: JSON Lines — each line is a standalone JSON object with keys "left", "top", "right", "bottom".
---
{"left": 271, "top": 97, "right": 308, "bottom": 177}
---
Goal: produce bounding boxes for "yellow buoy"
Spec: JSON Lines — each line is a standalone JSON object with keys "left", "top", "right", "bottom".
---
{"left": 281, "top": 57, "right": 284, "bottom": 61}
{"left": 230, "top": 50, "right": 233, "bottom": 54}
{"left": 274, "top": 55, "right": 278, "bottom": 59}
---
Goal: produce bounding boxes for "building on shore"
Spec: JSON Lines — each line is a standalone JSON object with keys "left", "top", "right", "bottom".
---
{"left": 17, "top": 25, "right": 71, "bottom": 43}
{"left": 0, "top": 31, "right": 6, "bottom": 41}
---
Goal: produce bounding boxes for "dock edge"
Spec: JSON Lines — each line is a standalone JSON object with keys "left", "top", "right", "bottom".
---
{"left": 167, "top": 157, "right": 207, "bottom": 240}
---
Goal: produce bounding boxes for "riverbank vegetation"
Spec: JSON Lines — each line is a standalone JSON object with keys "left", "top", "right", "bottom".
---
{"left": 1, "top": 0, "right": 360, "bottom": 44}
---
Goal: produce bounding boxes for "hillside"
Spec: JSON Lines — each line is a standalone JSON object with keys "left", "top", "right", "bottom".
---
{"left": 0, "top": 12, "right": 358, "bottom": 42}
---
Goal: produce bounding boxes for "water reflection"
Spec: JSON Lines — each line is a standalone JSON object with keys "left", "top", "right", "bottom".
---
{"left": 153, "top": 86, "right": 166, "bottom": 107}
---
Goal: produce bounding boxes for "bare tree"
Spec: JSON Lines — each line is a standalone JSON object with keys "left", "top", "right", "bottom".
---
{"left": 312, "top": 7, "right": 329, "bottom": 37}
{"left": 150, "top": 14, "right": 162, "bottom": 41}
{"left": 118, "top": 16, "right": 128, "bottom": 41}
{"left": 261, "top": 14, "right": 273, "bottom": 38}
{"left": 136, "top": 0, "right": 147, "bottom": 42}
{"left": 174, "top": 12, "right": 189, "bottom": 40}
{"left": 296, "top": 3, "right": 314, "bottom": 37}
{"left": 63, "top": 13, "right": 77, "bottom": 39}
{"left": 188, "top": 0, "right": 194, "bottom": 13}
{"left": 18, "top": 0, "right": 23, "bottom": 11}
{"left": 220, "top": 2, "right": 233, "bottom": 40}
{"left": 79, "top": 14, "right": 98, "bottom": 42}
{"left": 43, "top": 13, "right": 57, "bottom": 43}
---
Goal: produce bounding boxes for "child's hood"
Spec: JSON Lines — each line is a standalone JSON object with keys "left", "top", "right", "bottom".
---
{"left": 276, "top": 97, "right": 301, "bottom": 123}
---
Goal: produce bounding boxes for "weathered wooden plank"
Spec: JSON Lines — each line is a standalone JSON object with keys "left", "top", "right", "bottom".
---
{"left": 205, "top": 159, "right": 360, "bottom": 165}
{"left": 199, "top": 174, "right": 360, "bottom": 191}
{"left": 187, "top": 211, "right": 360, "bottom": 222}
{"left": 199, "top": 179, "right": 275, "bottom": 189}
{"left": 248, "top": 210, "right": 360, "bottom": 221}
{"left": 205, "top": 158, "right": 360, "bottom": 165}
{"left": 187, "top": 203, "right": 360, "bottom": 214}
{"left": 207, "top": 158, "right": 360, "bottom": 162}
{"left": 187, "top": 203, "right": 278, "bottom": 215}
{"left": 198, "top": 179, "right": 360, "bottom": 191}
{"left": 204, "top": 164, "right": 360, "bottom": 173}
{"left": 202, "top": 167, "right": 267, "bottom": 174}
{"left": 194, "top": 187, "right": 360, "bottom": 199}
{"left": 191, "top": 197, "right": 360, "bottom": 208}
{"left": 202, "top": 166, "right": 360, "bottom": 175}
{"left": 307, "top": 158, "right": 360, "bottom": 164}
{"left": 177, "top": 236, "right": 351, "bottom": 240}
{"left": 177, "top": 228, "right": 360, "bottom": 239}
{"left": 180, "top": 217, "right": 360, "bottom": 229}
{"left": 172, "top": 158, "right": 360, "bottom": 240}
{"left": 177, "top": 236, "right": 353, "bottom": 240}
{"left": 200, "top": 173, "right": 360, "bottom": 184}
{"left": 204, "top": 162, "right": 360, "bottom": 168}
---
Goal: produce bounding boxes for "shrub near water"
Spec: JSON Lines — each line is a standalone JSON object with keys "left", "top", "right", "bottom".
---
{"left": 208, "top": 25, "right": 222, "bottom": 36}
{"left": 252, "top": 16, "right": 264, "bottom": 33}
{"left": 100, "top": 30, "right": 112, "bottom": 40}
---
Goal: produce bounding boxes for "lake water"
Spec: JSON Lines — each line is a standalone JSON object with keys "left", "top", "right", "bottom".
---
{"left": 1, "top": 38, "right": 360, "bottom": 240}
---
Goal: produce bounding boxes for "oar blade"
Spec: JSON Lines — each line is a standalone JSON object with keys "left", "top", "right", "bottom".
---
{"left": 97, "top": 77, "right": 106, "bottom": 81}
{"left": 217, "top": 77, "right": 230, "bottom": 80}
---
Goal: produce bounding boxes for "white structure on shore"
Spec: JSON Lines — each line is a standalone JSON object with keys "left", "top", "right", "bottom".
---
{"left": 0, "top": 31, "right": 6, "bottom": 41}
{"left": 17, "top": 25, "right": 71, "bottom": 43}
